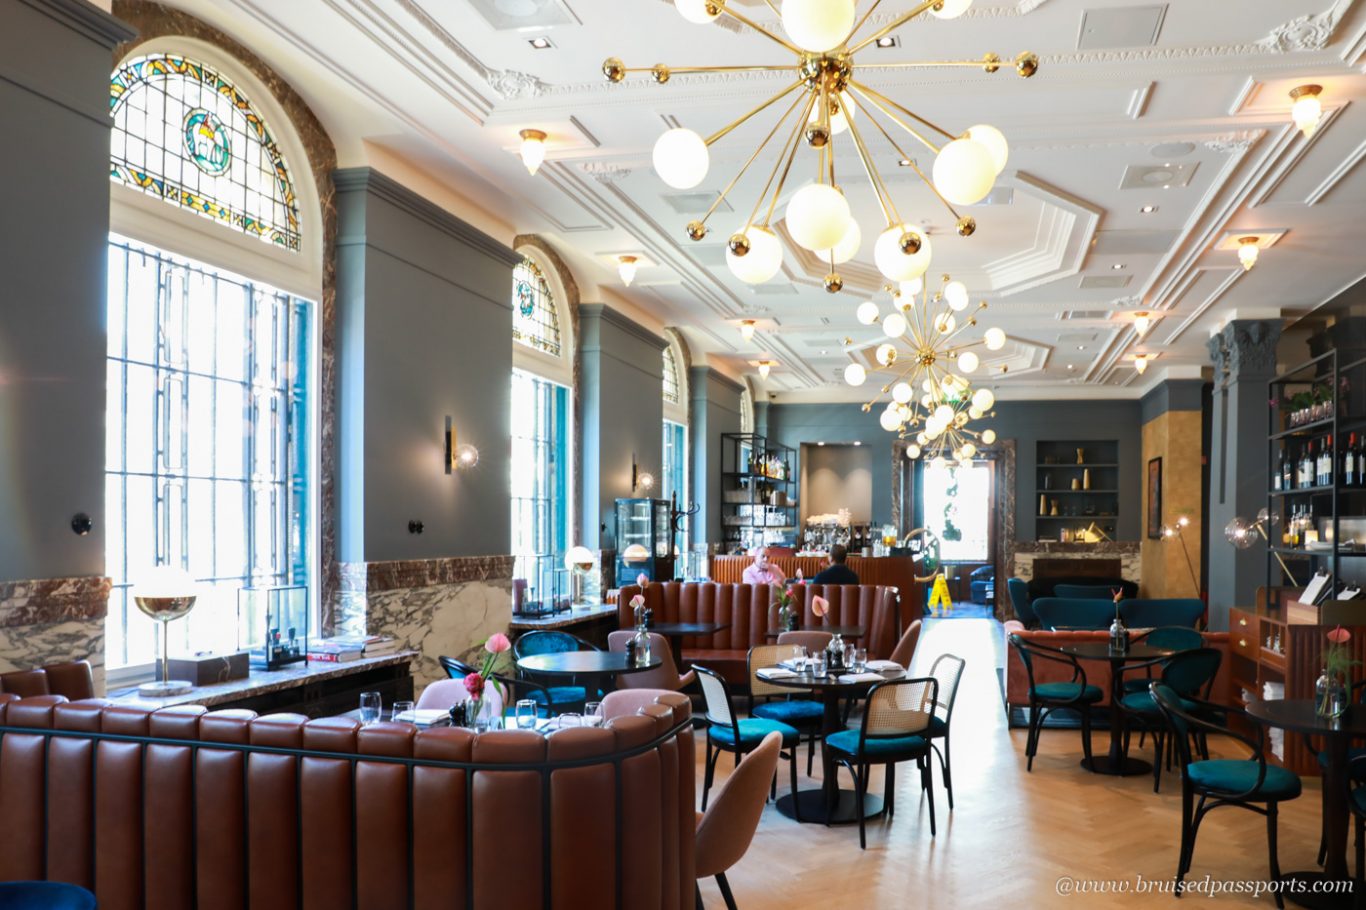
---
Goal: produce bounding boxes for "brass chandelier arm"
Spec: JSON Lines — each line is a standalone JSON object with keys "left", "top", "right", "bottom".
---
{"left": 848, "top": 80, "right": 954, "bottom": 147}
{"left": 752, "top": 91, "right": 819, "bottom": 229}
{"left": 844, "top": 106, "right": 903, "bottom": 229}
{"left": 706, "top": 79, "right": 807, "bottom": 146}
{"left": 756, "top": 0, "right": 781, "bottom": 16}
{"left": 848, "top": 0, "right": 941, "bottom": 54}
{"left": 699, "top": 90, "right": 810, "bottom": 229}
{"left": 867, "top": 108, "right": 964, "bottom": 226}
{"left": 858, "top": 58, "right": 1010, "bottom": 70}
{"left": 719, "top": 4, "right": 805, "bottom": 55}
{"left": 614, "top": 65, "right": 796, "bottom": 77}
{"left": 846, "top": 0, "right": 889, "bottom": 47}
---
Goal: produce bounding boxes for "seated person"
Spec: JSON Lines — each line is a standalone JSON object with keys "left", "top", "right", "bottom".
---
{"left": 812, "top": 544, "right": 860, "bottom": 585}
{"left": 741, "top": 546, "right": 786, "bottom": 586}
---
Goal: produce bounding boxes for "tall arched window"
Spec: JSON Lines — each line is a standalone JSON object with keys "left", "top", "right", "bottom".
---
{"left": 513, "top": 258, "right": 562, "bottom": 358}
{"left": 661, "top": 337, "right": 689, "bottom": 557}
{"left": 662, "top": 347, "right": 681, "bottom": 406}
{"left": 105, "top": 47, "right": 319, "bottom": 676}
{"left": 740, "top": 385, "right": 755, "bottom": 434}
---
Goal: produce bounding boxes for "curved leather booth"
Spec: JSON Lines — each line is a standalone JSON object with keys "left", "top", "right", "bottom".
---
{"left": 617, "top": 582, "right": 899, "bottom": 683}
{"left": 0, "top": 691, "right": 695, "bottom": 910}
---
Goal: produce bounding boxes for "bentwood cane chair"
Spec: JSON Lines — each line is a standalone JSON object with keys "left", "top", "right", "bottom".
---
{"left": 747, "top": 644, "right": 823, "bottom": 775}
{"left": 926, "top": 653, "right": 966, "bottom": 809}
{"left": 695, "top": 665, "right": 802, "bottom": 821}
{"left": 1150, "top": 683, "right": 1302, "bottom": 908}
{"left": 1008, "top": 634, "right": 1103, "bottom": 771}
{"left": 694, "top": 731, "right": 784, "bottom": 910}
{"left": 825, "top": 676, "right": 939, "bottom": 849}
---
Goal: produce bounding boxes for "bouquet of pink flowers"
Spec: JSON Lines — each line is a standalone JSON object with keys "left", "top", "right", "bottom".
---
{"left": 464, "top": 632, "right": 511, "bottom": 719}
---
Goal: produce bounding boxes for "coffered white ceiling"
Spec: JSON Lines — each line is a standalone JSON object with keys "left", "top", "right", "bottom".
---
{"left": 160, "top": 0, "right": 1366, "bottom": 399}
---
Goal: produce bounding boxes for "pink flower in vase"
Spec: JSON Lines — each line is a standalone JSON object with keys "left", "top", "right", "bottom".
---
{"left": 463, "top": 673, "right": 486, "bottom": 699}
{"left": 485, "top": 632, "right": 512, "bottom": 654}
{"left": 812, "top": 595, "right": 830, "bottom": 618}
{"left": 629, "top": 594, "right": 645, "bottom": 610}
{"left": 1328, "top": 626, "right": 1351, "bottom": 645}
{"left": 637, "top": 573, "right": 649, "bottom": 589}
{"left": 796, "top": 568, "right": 804, "bottom": 583}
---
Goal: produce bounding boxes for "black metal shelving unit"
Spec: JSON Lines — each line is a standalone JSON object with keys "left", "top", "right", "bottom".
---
{"left": 720, "top": 433, "right": 797, "bottom": 552}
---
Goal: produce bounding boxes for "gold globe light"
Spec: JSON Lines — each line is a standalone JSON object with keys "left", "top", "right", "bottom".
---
{"left": 606, "top": 2, "right": 1037, "bottom": 287}
{"left": 727, "top": 226, "right": 785, "bottom": 283}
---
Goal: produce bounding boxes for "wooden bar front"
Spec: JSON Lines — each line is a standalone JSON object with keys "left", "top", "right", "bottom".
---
{"left": 709, "top": 555, "right": 922, "bottom": 630}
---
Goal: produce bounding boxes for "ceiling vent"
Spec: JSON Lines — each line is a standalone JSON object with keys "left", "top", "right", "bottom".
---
{"left": 664, "top": 192, "right": 732, "bottom": 215}
{"left": 1059, "top": 310, "right": 1111, "bottom": 320}
{"left": 1079, "top": 275, "right": 1133, "bottom": 290}
{"left": 1120, "top": 162, "right": 1198, "bottom": 190}
{"left": 1077, "top": 5, "right": 1167, "bottom": 50}
{"left": 467, "top": 0, "right": 579, "bottom": 29}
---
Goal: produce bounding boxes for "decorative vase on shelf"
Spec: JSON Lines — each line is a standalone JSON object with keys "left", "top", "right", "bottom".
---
{"left": 1083, "top": 468, "right": 1091, "bottom": 491}
{"left": 1076, "top": 448, "right": 1085, "bottom": 465}
{"left": 1315, "top": 671, "right": 1348, "bottom": 719}
{"left": 1039, "top": 494, "right": 1048, "bottom": 516}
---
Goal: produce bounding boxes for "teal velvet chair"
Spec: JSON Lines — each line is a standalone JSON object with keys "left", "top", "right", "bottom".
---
{"left": 748, "top": 644, "right": 823, "bottom": 776}
{"left": 1120, "top": 598, "right": 1205, "bottom": 629}
{"left": 512, "top": 630, "right": 602, "bottom": 711}
{"left": 1008, "top": 634, "right": 1103, "bottom": 771}
{"left": 1007, "top": 578, "right": 1037, "bottom": 627}
{"left": 695, "top": 664, "right": 802, "bottom": 820}
{"left": 439, "top": 655, "right": 564, "bottom": 718}
{"left": 1121, "top": 626, "right": 1205, "bottom": 694}
{"left": 1033, "top": 597, "right": 1115, "bottom": 631}
{"left": 1118, "top": 648, "right": 1222, "bottom": 793}
{"left": 1053, "top": 583, "right": 1120, "bottom": 600}
{"left": 0, "top": 883, "right": 97, "bottom": 909}
{"left": 1150, "top": 684, "right": 1302, "bottom": 908}
{"left": 825, "top": 675, "right": 939, "bottom": 848}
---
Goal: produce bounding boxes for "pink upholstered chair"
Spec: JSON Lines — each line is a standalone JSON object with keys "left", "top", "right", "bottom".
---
{"left": 695, "top": 730, "right": 783, "bottom": 910}
{"left": 775, "top": 630, "right": 832, "bottom": 653}
{"left": 889, "top": 619, "right": 923, "bottom": 669}
{"left": 414, "top": 678, "right": 504, "bottom": 717}
{"left": 607, "top": 631, "right": 696, "bottom": 691}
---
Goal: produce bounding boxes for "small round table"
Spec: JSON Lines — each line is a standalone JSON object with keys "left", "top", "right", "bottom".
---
{"left": 647, "top": 622, "right": 730, "bottom": 670}
{"left": 1057, "top": 642, "right": 1182, "bottom": 776}
{"left": 1245, "top": 698, "right": 1366, "bottom": 909}
{"left": 517, "top": 651, "right": 662, "bottom": 703}
{"left": 766, "top": 668, "right": 903, "bottom": 824}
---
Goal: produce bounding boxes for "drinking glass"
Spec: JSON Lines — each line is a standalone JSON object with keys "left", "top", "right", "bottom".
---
{"left": 584, "top": 701, "right": 604, "bottom": 727}
{"left": 817, "top": 652, "right": 829, "bottom": 677}
{"left": 358, "top": 691, "right": 382, "bottom": 726}
{"left": 557, "top": 713, "right": 582, "bottom": 730}
{"left": 391, "top": 700, "right": 415, "bottom": 722}
{"left": 516, "top": 699, "right": 539, "bottom": 730}
{"left": 853, "top": 648, "right": 868, "bottom": 673}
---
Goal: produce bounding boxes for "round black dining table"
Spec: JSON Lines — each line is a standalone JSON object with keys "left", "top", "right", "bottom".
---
{"left": 517, "top": 651, "right": 662, "bottom": 703}
{"left": 1057, "top": 641, "right": 1183, "bottom": 776}
{"left": 766, "top": 667, "right": 903, "bottom": 824}
{"left": 1245, "top": 698, "right": 1366, "bottom": 909}
{"left": 646, "top": 621, "right": 730, "bottom": 671}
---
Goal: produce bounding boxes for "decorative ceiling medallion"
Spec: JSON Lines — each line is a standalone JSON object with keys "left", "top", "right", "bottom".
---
{"left": 1256, "top": 0, "right": 1351, "bottom": 53}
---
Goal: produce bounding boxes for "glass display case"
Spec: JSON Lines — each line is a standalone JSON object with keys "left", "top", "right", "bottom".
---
{"left": 615, "top": 498, "right": 676, "bottom": 583}
{"left": 238, "top": 585, "right": 308, "bottom": 670}
{"left": 514, "top": 555, "right": 572, "bottom": 617}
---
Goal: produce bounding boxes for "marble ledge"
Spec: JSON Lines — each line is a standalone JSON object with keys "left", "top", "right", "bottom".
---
{"left": 340, "top": 556, "right": 515, "bottom": 593}
{"left": 0, "top": 576, "right": 110, "bottom": 628}
{"left": 104, "top": 651, "right": 417, "bottom": 711}
{"left": 509, "top": 603, "right": 619, "bottom": 631}
{"left": 1013, "top": 541, "right": 1141, "bottom": 555}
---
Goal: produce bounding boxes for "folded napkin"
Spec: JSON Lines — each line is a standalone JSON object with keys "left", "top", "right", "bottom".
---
{"left": 865, "top": 660, "right": 902, "bottom": 672}
{"left": 838, "top": 672, "right": 885, "bottom": 684}
{"left": 758, "top": 667, "right": 799, "bottom": 680}
{"left": 393, "top": 708, "right": 450, "bottom": 725}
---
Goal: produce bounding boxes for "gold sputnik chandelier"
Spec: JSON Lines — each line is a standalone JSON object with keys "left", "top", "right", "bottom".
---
{"left": 844, "top": 275, "right": 1003, "bottom": 462}
{"left": 602, "top": 0, "right": 1038, "bottom": 291}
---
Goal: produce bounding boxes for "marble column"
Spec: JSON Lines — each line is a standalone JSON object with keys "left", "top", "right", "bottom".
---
{"left": 1206, "top": 320, "right": 1282, "bottom": 630}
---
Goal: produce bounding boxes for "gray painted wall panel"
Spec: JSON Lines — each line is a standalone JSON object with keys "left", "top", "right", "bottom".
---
{"left": 691, "top": 368, "right": 743, "bottom": 546}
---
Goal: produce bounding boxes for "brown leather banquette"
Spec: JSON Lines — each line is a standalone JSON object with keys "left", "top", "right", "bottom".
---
{"left": 0, "top": 690, "right": 695, "bottom": 910}
{"left": 617, "top": 582, "right": 899, "bottom": 684}
{"left": 0, "top": 660, "right": 95, "bottom": 700}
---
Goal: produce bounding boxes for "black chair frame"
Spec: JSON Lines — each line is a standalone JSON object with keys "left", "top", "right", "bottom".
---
{"left": 1008, "top": 634, "right": 1099, "bottom": 772}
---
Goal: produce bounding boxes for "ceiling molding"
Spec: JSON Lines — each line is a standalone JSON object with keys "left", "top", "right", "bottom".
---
{"left": 1306, "top": 135, "right": 1366, "bottom": 205}
{"left": 1256, "top": 0, "right": 1353, "bottom": 54}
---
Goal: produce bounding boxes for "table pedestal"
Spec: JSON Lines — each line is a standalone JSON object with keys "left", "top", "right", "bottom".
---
{"left": 775, "top": 789, "right": 884, "bottom": 824}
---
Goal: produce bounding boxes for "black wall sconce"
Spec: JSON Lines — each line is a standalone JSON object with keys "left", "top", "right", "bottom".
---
{"left": 631, "top": 453, "right": 655, "bottom": 494}
{"left": 445, "top": 417, "right": 479, "bottom": 474}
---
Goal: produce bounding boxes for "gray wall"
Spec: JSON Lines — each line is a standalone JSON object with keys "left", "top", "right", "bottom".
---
{"left": 768, "top": 399, "right": 1145, "bottom": 540}
{"left": 690, "top": 367, "right": 744, "bottom": 545}
{"left": 802, "top": 444, "right": 874, "bottom": 523}
{"left": 579, "top": 304, "right": 665, "bottom": 549}
{"left": 0, "top": 1, "right": 134, "bottom": 581}
{"left": 335, "top": 168, "right": 516, "bottom": 561}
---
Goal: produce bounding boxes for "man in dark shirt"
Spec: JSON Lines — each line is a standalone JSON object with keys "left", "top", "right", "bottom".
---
{"left": 812, "top": 544, "right": 860, "bottom": 585}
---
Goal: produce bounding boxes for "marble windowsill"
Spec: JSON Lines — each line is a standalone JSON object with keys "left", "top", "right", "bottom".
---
{"left": 509, "top": 603, "right": 618, "bottom": 631}
{"left": 105, "top": 651, "right": 417, "bottom": 711}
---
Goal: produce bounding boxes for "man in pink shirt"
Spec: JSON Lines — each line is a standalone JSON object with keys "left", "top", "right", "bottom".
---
{"left": 741, "top": 546, "right": 785, "bottom": 586}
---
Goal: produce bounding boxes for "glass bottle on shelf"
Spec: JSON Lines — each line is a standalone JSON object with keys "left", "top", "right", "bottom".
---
{"left": 1319, "top": 436, "right": 1333, "bottom": 487}
{"left": 1273, "top": 450, "right": 1283, "bottom": 491}
{"left": 1281, "top": 448, "right": 1293, "bottom": 492}
{"left": 1345, "top": 433, "right": 1359, "bottom": 487}
{"left": 1299, "top": 442, "right": 1313, "bottom": 489}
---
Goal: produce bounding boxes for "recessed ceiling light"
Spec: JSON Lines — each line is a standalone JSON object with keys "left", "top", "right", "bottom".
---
{"left": 875, "top": 35, "right": 899, "bottom": 48}
{"left": 1067, "top": 364, "right": 1075, "bottom": 370}
{"left": 898, "top": 158, "right": 913, "bottom": 167}
{"left": 1077, "top": 345, "right": 1087, "bottom": 351}
{"left": 1140, "top": 205, "right": 1158, "bottom": 214}
{"left": 1112, "top": 263, "right": 1126, "bottom": 270}
{"left": 528, "top": 36, "right": 553, "bottom": 49}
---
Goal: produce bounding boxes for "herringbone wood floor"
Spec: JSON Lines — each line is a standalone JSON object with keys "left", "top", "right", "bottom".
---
{"left": 700, "top": 618, "right": 1335, "bottom": 910}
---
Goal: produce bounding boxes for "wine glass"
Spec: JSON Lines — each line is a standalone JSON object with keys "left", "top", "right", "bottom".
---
{"left": 391, "top": 700, "right": 415, "bottom": 722}
{"left": 516, "top": 699, "right": 539, "bottom": 730}
{"left": 557, "top": 713, "right": 582, "bottom": 730}
{"left": 358, "top": 691, "right": 382, "bottom": 726}
{"left": 584, "top": 701, "right": 604, "bottom": 727}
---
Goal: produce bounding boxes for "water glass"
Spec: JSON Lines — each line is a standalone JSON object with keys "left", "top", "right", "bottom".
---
{"left": 584, "top": 701, "right": 604, "bottom": 727}
{"left": 391, "top": 700, "right": 415, "bottom": 722}
{"left": 853, "top": 648, "right": 868, "bottom": 673}
{"left": 817, "top": 652, "right": 829, "bottom": 676}
{"left": 358, "top": 691, "right": 382, "bottom": 726}
{"left": 516, "top": 699, "right": 539, "bottom": 730}
{"left": 557, "top": 712, "right": 583, "bottom": 730}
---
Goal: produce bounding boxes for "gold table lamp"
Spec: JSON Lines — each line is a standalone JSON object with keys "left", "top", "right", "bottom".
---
{"left": 132, "top": 566, "right": 199, "bottom": 697}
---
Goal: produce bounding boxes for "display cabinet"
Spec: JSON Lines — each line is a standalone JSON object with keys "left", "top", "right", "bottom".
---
{"left": 1033, "top": 439, "right": 1120, "bottom": 542}
{"left": 720, "top": 433, "right": 798, "bottom": 552}
{"left": 238, "top": 585, "right": 308, "bottom": 671}
{"left": 614, "top": 497, "right": 676, "bottom": 583}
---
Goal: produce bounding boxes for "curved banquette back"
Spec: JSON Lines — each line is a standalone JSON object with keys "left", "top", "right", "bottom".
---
{"left": 0, "top": 691, "right": 695, "bottom": 910}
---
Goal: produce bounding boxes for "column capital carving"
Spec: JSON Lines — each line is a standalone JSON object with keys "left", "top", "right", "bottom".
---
{"left": 1214, "top": 319, "right": 1282, "bottom": 380}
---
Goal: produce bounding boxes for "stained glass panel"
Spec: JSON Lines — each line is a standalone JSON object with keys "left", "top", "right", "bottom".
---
{"left": 663, "top": 347, "right": 681, "bottom": 404}
{"left": 110, "top": 54, "right": 301, "bottom": 251}
{"left": 512, "top": 258, "right": 561, "bottom": 357}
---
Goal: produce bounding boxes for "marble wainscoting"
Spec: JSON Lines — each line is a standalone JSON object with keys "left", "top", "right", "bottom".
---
{"left": 336, "top": 557, "right": 514, "bottom": 691}
{"left": 0, "top": 577, "right": 111, "bottom": 694}
{"left": 1009, "top": 541, "right": 1142, "bottom": 586}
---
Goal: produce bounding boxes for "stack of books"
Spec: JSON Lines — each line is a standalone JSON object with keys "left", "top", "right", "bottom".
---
{"left": 307, "top": 635, "right": 399, "bottom": 663}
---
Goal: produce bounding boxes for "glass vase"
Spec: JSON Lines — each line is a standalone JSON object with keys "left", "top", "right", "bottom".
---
{"left": 1315, "top": 671, "right": 1348, "bottom": 719}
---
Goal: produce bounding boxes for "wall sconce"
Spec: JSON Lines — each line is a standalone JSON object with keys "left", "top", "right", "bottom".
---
{"left": 519, "top": 129, "right": 547, "bottom": 176}
{"left": 445, "top": 418, "right": 480, "bottom": 474}
{"left": 632, "top": 453, "right": 655, "bottom": 493}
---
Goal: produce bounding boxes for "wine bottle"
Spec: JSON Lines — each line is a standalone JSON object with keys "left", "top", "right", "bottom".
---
{"left": 1274, "top": 450, "right": 1284, "bottom": 491}
{"left": 1282, "top": 448, "right": 1293, "bottom": 491}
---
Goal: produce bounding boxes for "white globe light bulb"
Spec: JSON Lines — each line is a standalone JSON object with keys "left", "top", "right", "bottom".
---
{"left": 916, "top": 432, "right": 928, "bottom": 446}
{"left": 844, "top": 362, "right": 867, "bottom": 386}
{"left": 961, "top": 443, "right": 977, "bottom": 458}
{"left": 823, "top": 218, "right": 862, "bottom": 264}
{"left": 929, "top": 0, "right": 973, "bottom": 18}
{"left": 856, "top": 301, "right": 881, "bottom": 326}
{"left": 934, "top": 313, "right": 956, "bottom": 335}
{"left": 883, "top": 312, "right": 908, "bottom": 338}
{"left": 879, "top": 408, "right": 902, "bottom": 432}
{"left": 653, "top": 129, "right": 710, "bottom": 189}
{"left": 955, "top": 411, "right": 969, "bottom": 427}
{"left": 907, "top": 444, "right": 922, "bottom": 459}
{"left": 984, "top": 327, "right": 1007, "bottom": 351}
{"left": 933, "top": 137, "right": 997, "bottom": 206}
{"left": 726, "top": 226, "right": 784, "bottom": 284}
{"left": 966, "top": 124, "right": 1009, "bottom": 174}
{"left": 781, "top": 0, "right": 856, "bottom": 52}
{"left": 931, "top": 455, "right": 947, "bottom": 470}
{"left": 972, "top": 388, "right": 995, "bottom": 411}
{"left": 893, "top": 382, "right": 913, "bottom": 403}
{"left": 958, "top": 351, "right": 980, "bottom": 374}
{"left": 922, "top": 379, "right": 935, "bottom": 393}
{"left": 875, "top": 226, "right": 933, "bottom": 282}
{"left": 900, "top": 277, "right": 924, "bottom": 300}
{"left": 944, "top": 281, "right": 970, "bottom": 312}
{"left": 809, "top": 92, "right": 857, "bottom": 137}
{"left": 876, "top": 343, "right": 897, "bottom": 366}
{"left": 675, "top": 0, "right": 720, "bottom": 24}
{"left": 981, "top": 429, "right": 997, "bottom": 445}
{"left": 934, "top": 404, "right": 955, "bottom": 423}
{"left": 926, "top": 423, "right": 942, "bottom": 440}
{"left": 786, "top": 183, "right": 851, "bottom": 251}
{"left": 920, "top": 394, "right": 932, "bottom": 408}
{"left": 968, "top": 406, "right": 984, "bottom": 420}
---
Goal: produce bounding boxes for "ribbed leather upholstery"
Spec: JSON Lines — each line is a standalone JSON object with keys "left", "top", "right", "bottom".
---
{"left": 0, "top": 691, "right": 695, "bottom": 910}
{"left": 0, "top": 661, "right": 95, "bottom": 700}
{"left": 617, "top": 583, "right": 899, "bottom": 683}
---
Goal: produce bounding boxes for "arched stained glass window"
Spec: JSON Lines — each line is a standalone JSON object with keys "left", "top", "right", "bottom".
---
{"left": 513, "top": 257, "right": 562, "bottom": 357}
{"left": 662, "top": 346, "right": 681, "bottom": 405}
{"left": 740, "top": 387, "right": 754, "bottom": 433}
{"left": 109, "top": 53, "right": 302, "bottom": 250}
